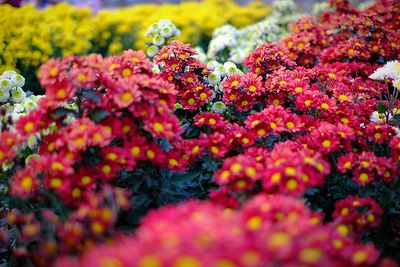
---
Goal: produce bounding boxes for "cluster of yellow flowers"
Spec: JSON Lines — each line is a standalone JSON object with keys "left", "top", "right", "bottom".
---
{"left": 0, "top": 0, "right": 269, "bottom": 75}
{"left": 0, "top": 3, "right": 95, "bottom": 74}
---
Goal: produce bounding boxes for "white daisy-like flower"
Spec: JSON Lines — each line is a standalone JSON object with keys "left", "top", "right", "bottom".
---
{"left": 23, "top": 99, "right": 38, "bottom": 111}
{"left": 369, "top": 111, "right": 385, "bottom": 124}
{"left": 312, "top": 2, "right": 333, "bottom": 17}
{"left": 146, "top": 45, "right": 159, "bottom": 58}
{"left": 11, "top": 74, "right": 25, "bottom": 88}
{"left": 211, "top": 101, "right": 226, "bottom": 114}
{"left": 10, "top": 112, "right": 22, "bottom": 123}
{"left": 63, "top": 114, "right": 76, "bottom": 125}
{"left": 0, "top": 89, "right": 10, "bottom": 103}
{"left": 11, "top": 87, "right": 26, "bottom": 103}
{"left": 229, "top": 54, "right": 243, "bottom": 64}
{"left": 369, "top": 60, "right": 400, "bottom": 80}
{"left": 12, "top": 103, "right": 25, "bottom": 113}
{"left": 223, "top": 36, "right": 237, "bottom": 47}
{"left": 213, "top": 65, "right": 226, "bottom": 77}
{"left": 208, "top": 72, "right": 221, "bottom": 85}
{"left": 152, "top": 34, "right": 165, "bottom": 46}
{"left": 160, "top": 26, "right": 173, "bottom": 38}
{"left": 146, "top": 23, "right": 159, "bottom": 37}
{"left": 207, "top": 39, "right": 226, "bottom": 58}
{"left": 27, "top": 134, "right": 39, "bottom": 150}
{"left": 223, "top": 61, "right": 237, "bottom": 74}
{"left": 207, "top": 60, "right": 220, "bottom": 71}
{"left": 158, "top": 19, "right": 172, "bottom": 28}
{"left": 151, "top": 64, "right": 161, "bottom": 74}
{"left": 1, "top": 70, "right": 17, "bottom": 79}
{"left": 0, "top": 78, "right": 12, "bottom": 92}
{"left": 173, "top": 29, "right": 181, "bottom": 37}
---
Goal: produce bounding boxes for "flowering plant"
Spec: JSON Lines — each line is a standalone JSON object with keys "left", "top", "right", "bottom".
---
{"left": 1, "top": 0, "right": 400, "bottom": 266}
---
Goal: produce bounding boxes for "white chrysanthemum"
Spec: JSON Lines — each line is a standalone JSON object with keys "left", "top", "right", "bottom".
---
{"left": 27, "top": 134, "right": 39, "bottom": 150}
{"left": 212, "top": 24, "right": 237, "bottom": 37}
{"left": 152, "top": 34, "right": 165, "bottom": 46}
{"left": 312, "top": 2, "right": 334, "bottom": 17}
{"left": 146, "top": 23, "right": 159, "bottom": 37}
{"left": 357, "top": 0, "right": 375, "bottom": 9}
{"left": 207, "top": 60, "right": 220, "bottom": 70}
{"left": 11, "top": 74, "right": 25, "bottom": 88}
{"left": 369, "top": 60, "right": 400, "bottom": 80}
{"left": 208, "top": 72, "right": 221, "bottom": 85}
{"left": 12, "top": 103, "right": 25, "bottom": 113}
{"left": 369, "top": 111, "right": 385, "bottom": 124}
{"left": 146, "top": 45, "right": 159, "bottom": 57}
{"left": 223, "top": 62, "right": 237, "bottom": 74}
{"left": 63, "top": 114, "right": 76, "bottom": 125}
{"left": 158, "top": 19, "right": 172, "bottom": 28}
{"left": 229, "top": 54, "right": 244, "bottom": 64}
{"left": 211, "top": 101, "right": 226, "bottom": 114}
{"left": 1, "top": 70, "right": 17, "bottom": 79}
{"left": 11, "top": 87, "right": 26, "bottom": 103}
{"left": 160, "top": 26, "right": 173, "bottom": 38}
{"left": 10, "top": 112, "right": 22, "bottom": 123}
{"left": 0, "top": 89, "right": 10, "bottom": 103}
{"left": 0, "top": 78, "right": 12, "bottom": 92}
{"left": 152, "top": 64, "right": 161, "bottom": 74}
{"left": 207, "top": 38, "right": 227, "bottom": 58}
{"left": 23, "top": 99, "right": 38, "bottom": 111}
{"left": 174, "top": 29, "right": 181, "bottom": 37}
{"left": 272, "top": 0, "right": 297, "bottom": 13}
{"left": 223, "top": 36, "right": 238, "bottom": 47}
{"left": 213, "top": 65, "right": 226, "bottom": 76}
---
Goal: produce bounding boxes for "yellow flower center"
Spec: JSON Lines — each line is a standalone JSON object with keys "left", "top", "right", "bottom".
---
{"left": 24, "top": 122, "right": 35, "bottom": 133}
{"left": 21, "top": 176, "right": 33, "bottom": 190}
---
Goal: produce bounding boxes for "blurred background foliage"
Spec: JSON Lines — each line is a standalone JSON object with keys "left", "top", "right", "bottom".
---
{"left": 0, "top": 0, "right": 269, "bottom": 93}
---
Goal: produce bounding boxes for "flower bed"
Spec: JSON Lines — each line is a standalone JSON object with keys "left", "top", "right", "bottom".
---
{"left": 0, "top": 0, "right": 399, "bottom": 266}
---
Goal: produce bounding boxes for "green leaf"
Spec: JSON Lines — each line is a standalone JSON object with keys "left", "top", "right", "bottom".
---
{"left": 378, "top": 102, "right": 387, "bottom": 113}
{"left": 89, "top": 109, "right": 109, "bottom": 122}
{"left": 170, "top": 171, "right": 199, "bottom": 184}
{"left": 51, "top": 107, "right": 70, "bottom": 119}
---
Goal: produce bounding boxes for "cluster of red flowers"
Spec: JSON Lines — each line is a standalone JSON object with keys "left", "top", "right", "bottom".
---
{"left": 337, "top": 151, "right": 398, "bottom": 185}
{"left": 245, "top": 105, "right": 302, "bottom": 136}
{"left": 214, "top": 37, "right": 398, "bottom": 200}
{"left": 282, "top": 0, "right": 400, "bottom": 67}
{"left": 2, "top": 49, "right": 186, "bottom": 264}
{"left": 10, "top": 49, "right": 183, "bottom": 204}
{"left": 56, "top": 195, "right": 393, "bottom": 267}
{"left": 244, "top": 42, "right": 296, "bottom": 75}
{"left": 154, "top": 41, "right": 213, "bottom": 111}
{"left": 6, "top": 187, "right": 129, "bottom": 266}
{"left": 222, "top": 73, "right": 263, "bottom": 111}
{"left": 333, "top": 196, "right": 383, "bottom": 238}
{"left": 214, "top": 141, "right": 330, "bottom": 197}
